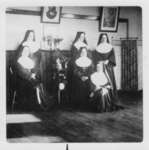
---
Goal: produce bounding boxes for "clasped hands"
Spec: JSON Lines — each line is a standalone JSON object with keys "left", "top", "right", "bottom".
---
{"left": 81, "top": 76, "right": 88, "bottom": 81}
{"left": 104, "top": 60, "right": 109, "bottom": 65}
{"left": 89, "top": 85, "right": 111, "bottom": 98}
{"left": 31, "top": 73, "right": 36, "bottom": 79}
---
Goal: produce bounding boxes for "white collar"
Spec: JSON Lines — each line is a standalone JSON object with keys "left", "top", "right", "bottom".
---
{"left": 23, "top": 41, "right": 39, "bottom": 53}
{"left": 74, "top": 41, "right": 87, "bottom": 49}
{"left": 96, "top": 43, "right": 112, "bottom": 53}
{"left": 75, "top": 56, "right": 92, "bottom": 68}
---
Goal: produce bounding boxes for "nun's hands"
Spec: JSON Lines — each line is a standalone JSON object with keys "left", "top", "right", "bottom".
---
{"left": 104, "top": 60, "right": 109, "bottom": 65}
{"left": 31, "top": 73, "right": 36, "bottom": 79}
{"left": 81, "top": 76, "right": 88, "bottom": 81}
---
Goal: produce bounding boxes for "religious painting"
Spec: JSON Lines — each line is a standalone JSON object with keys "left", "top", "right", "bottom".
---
{"left": 41, "top": 7, "right": 62, "bottom": 23}
{"left": 99, "top": 7, "right": 119, "bottom": 32}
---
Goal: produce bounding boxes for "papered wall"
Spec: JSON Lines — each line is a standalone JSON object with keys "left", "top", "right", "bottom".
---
{"left": 5, "top": 7, "right": 142, "bottom": 90}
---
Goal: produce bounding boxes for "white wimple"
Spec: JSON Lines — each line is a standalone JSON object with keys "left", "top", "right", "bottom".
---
{"left": 23, "top": 41, "right": 39, "bottom": 53}
{"left": 75, "top": 56, "right": 92, "bottom": 68}
{"left": 74, "top": 41, "right": 88, "bottom": 49}
{"left": 18, "top": 56, "right": 35, "bottom": 69}
{"left": 96, "top": 43, "right": 112, "bottom": 53}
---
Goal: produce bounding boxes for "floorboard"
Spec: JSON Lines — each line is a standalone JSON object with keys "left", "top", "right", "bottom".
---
{"left": 7, "top": 92, "right": 143, "bottom": 142}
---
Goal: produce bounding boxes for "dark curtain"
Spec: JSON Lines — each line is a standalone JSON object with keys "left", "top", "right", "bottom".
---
{"left": 121, "top": 39, "right": 138, "bottom": 90}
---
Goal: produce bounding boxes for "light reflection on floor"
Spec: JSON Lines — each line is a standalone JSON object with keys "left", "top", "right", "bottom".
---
{"left": 8, "top": 135, "right": 65, "bottom": 142}
{"left": 7, "top": 114, "right": 41, "bottom": 124}
{"left": 6, "top": 92, "right": 143, "bottom": 142}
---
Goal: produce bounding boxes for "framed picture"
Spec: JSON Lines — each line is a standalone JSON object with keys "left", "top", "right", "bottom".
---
{"left": 99, "top": 7, "right": 120, "bottom": 32}
{"left": 41, "top": 7, "right": 62, "bottom": 23}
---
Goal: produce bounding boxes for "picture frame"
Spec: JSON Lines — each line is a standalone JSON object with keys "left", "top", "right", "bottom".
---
{"left": 99, "top": 7, "right": 120, "bottom": 32}
{"left": 41, "top": 7, "right": 62, "bottom": 24}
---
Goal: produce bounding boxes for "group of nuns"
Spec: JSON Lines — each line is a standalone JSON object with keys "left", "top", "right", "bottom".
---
{"left": 13, "top": 30, "right": 123, "bottom": 112}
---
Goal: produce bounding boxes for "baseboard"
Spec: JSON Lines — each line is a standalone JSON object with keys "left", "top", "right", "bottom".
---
{"left": 117, "top": 90, "right": 143, "bottom": 98}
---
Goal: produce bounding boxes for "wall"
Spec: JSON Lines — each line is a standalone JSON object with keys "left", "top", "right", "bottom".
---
{"left": 6, "top": 7, "right": 129, "bottom": 50}
{"left": 6, "top": 6, "right": 142, "bottom": 90}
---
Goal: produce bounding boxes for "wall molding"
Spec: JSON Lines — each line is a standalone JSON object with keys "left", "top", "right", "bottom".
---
{"left": 6, "top": 9, "right": 41, "bottom": 16}
{"left": 6, "top": 8, "right": 127, "bottom": 22}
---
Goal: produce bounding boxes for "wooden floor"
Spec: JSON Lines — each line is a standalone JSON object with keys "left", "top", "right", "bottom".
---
{"left": 7, "top": 92, "right": 143, "bottom": 143}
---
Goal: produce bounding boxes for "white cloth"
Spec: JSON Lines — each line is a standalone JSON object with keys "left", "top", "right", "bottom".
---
{"left": 17, "top": 56, "right": 35, "bottom": 69}
{"left": 23, "top": 41, "right": 39, "bottom": 53}
{"left": 96, "top": 43, "right": 112, "bottom": 53}
{"left": 91, "top": 72, "right": 108, "bottom": 89}
{"left": 75, "top": 56, "right": 92, "bottom": 68}
{"left": 17, "top": 41, "right": 39, "bottom": 69}
{"left": 74, "top": 41, "right": 88, "bottom": 49}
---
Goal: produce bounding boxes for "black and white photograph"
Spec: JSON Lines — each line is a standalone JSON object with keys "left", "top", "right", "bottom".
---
{"left": 5, "top": 5, "right": 143, "bottom": 145}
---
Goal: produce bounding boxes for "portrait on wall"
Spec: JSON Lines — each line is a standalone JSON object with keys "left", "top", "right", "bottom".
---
{"left": 41, "top": 7, "right": 62, "bottom": 23}
{"left": 99, "top": 7, "right": 119, "bottom": 32}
